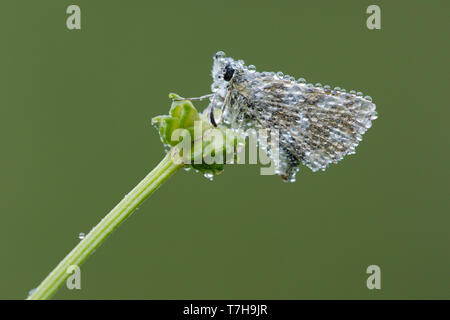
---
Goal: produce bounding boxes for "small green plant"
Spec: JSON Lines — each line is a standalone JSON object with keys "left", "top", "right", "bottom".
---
{"left": 27, "top": 94, "right": 242, "bottom": 300}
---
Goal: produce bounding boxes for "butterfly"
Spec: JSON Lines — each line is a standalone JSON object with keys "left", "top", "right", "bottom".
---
{"left": 183, "top": 51, "right": 377, "bottom": 182}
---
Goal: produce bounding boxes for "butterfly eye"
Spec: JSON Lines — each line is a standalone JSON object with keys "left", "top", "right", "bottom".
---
{"left": 223, "top": 64, "right": 235, "bottom": 81}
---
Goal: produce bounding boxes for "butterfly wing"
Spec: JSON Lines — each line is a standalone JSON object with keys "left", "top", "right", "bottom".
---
{"left": 228, "top": 75, "right": 377, "bottom": 180}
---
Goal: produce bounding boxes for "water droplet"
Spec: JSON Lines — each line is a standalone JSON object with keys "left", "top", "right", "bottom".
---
{"left": 211, "top": 83, "right": 219, "bottom": 92}
{"left": 276, "top": 71, "right": 284, "bottom": 78}
{"left": 214, "top": 51, "right": 225, "bottom": 59}
{"left": 203, "top": 172, "right": 214, "bottom": 181}
{"left": 315, "top": 83, "right": 322, "bottom": 88}
{"left": 334, "top": 87, "right": 341, "bottom": 91}
{"left": 297, "top": 78, "right": 306, "bottom": 84}
{"left": 78, "top": 233, "right": 85, "bottom": 240}
{"left": 247, "top": 64, "right": 256, "bottom": 71}
{"left": 28, "top": 288, "right": 36, "bottom": 297}
{"left": 364, "top": 95, "right": 372, "bottom": 102}
{"left": 371, "top": 111, "right": 378, "bottom": 120}
{"left": 284, "top": 75, "right": 295, "bottom": 81}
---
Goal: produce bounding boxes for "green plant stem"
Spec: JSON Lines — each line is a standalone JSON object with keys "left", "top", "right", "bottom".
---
{"left": 27, "top": 150, "right": 182, "bottom": 300}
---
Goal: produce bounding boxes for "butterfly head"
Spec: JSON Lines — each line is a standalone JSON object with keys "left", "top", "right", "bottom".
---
{"left": 211, "top": 51, "right": 245, "bottom": 90}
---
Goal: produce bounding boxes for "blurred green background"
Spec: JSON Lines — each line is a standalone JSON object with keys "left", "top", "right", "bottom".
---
{"left": 0, "top": 0, "right": 449, "bottom": 299}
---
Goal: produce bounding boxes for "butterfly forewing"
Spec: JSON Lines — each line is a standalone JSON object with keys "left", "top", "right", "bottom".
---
{"left": 227, "top": 74, "right": 377, "bottom": 179}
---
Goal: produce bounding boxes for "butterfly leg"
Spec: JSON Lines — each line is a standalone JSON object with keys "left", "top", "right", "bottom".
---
{"left": 208, "top": 94, "right": 218, "bottom": 127}
{"left": 215, "top": 88, "right": 232, "bottom": 125}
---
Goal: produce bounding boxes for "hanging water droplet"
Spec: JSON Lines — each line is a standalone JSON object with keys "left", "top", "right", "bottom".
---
{"left": 28, "top": 288, "right": 36, "bottom": 297}
{"left": 203, "top": 172, "right": 214, "bottom": 181}
{"left": 78, "top": 233, "right": 85, "bottom": 240}
{"left": 183, "top": 166, "right": 191, "bottom": 171}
